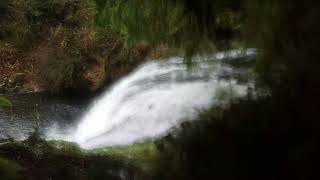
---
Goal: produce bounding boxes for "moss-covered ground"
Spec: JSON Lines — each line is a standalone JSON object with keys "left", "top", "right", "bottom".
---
{"left": 0, "top": 138, "right": 159, "bottom": 180}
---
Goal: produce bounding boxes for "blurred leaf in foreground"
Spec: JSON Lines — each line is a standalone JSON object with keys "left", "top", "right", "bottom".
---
{"left": 0, "top": 96, "right": 12, "bottom": 108}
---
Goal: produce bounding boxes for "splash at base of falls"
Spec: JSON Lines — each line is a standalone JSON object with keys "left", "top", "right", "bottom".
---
{"left": 47, "top": 49, "right": 256, "bottom": 149}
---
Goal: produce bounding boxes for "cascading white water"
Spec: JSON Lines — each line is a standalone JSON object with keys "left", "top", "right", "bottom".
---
{"left": 48, "top": 49, "right": 256, "bottom": 149}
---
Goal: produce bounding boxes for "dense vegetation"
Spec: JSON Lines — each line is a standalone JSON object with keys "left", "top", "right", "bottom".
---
{"left": 1, "top": 0, "right": 320, "bottom": 179}
{"left": 95, "top": 0, "right": 245, "bottom": 63}
{"left": 148, "top": 1, "right": 320, "bottom": 179}
{"left": 0, "top": 0, "right": 151, "bottom": 95}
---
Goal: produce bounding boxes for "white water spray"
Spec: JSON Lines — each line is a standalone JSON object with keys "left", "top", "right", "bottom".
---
{"left": 48, "top": 50, "right": 256, "bottom": 149}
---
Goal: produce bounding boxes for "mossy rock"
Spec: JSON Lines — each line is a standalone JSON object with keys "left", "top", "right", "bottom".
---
{"left": 0, "top": 157, "right": 23, "bottom": 180}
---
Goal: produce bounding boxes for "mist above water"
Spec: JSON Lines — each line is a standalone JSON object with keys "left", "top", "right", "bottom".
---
{"left": 48, "top": 49, "right": 256, "bottom": 149}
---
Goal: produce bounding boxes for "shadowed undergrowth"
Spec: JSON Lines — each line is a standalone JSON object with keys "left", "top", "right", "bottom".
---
{"left": 0, "top": 137, "right": 155, "bottom": 180}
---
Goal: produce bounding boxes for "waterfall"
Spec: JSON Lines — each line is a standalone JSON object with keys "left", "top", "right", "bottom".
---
{"left": 48, "top": 49, "right": 256, "bottom": 149}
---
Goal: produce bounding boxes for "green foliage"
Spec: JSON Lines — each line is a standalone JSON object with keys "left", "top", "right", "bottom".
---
{"left": 0, "top": 139, "right": 150, "bottom": 180}
{"left": 0, "top": 158, "right": 23, "bottom": 180}
{"left": 94, "top": 142, "right": 160, "bottom": 172}
{"left": 95, "top": 0, "right": 244, "bottom": 60}
{"left": 0, "top": 96, "right": 12, "bottom": 108}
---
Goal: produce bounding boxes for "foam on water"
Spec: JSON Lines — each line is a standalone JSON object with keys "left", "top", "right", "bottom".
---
{"left": 47, "top": 50, "right": 255, "bottom": 149}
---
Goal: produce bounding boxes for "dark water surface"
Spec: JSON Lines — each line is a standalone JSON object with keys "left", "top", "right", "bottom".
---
{"left": 0, "top": 92, "right": 87, "bottom": 140}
